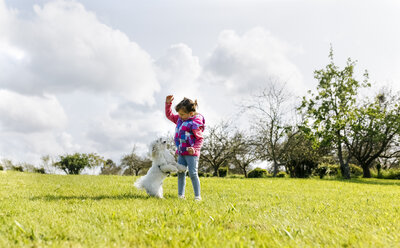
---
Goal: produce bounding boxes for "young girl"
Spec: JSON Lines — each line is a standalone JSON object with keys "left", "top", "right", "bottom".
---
{"left": 165, "top": 95, "right": 205, "bottom": 201}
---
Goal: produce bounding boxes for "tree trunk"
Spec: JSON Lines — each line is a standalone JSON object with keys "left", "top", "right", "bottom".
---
{"left": 361, "top": 164, "right": 371, "bottom": 178}
{"left": 337, "top": 143, "right": 351, "bottom": 179}
{"left": 213, "top": 167, "right": 218, "bottom": 177}
{"left": 272, "top": 160, "right": 278, "bottom": 177}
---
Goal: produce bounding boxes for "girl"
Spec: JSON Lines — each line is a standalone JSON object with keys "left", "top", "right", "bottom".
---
{"left": 165, "top": 95, "right": 205, "bottom": 201}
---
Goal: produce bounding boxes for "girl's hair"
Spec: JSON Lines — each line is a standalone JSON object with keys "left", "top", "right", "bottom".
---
{"left": 175, "top": 97, "right": 198, "bottom": 113}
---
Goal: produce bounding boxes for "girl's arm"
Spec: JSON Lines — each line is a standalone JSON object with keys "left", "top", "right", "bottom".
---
{"left": 192, "top": 129, "right": 204, "bottom": 152}
{"left": 165, "top": 102, "right": 179, "bottom": 124}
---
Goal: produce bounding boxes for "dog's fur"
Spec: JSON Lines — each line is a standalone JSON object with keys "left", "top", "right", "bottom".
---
{"left": 134, "top": 138, "right": 187, "bottom": 198}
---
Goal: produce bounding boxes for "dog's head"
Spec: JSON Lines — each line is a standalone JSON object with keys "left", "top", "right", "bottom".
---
{"left": 149, "top": 138, "right": 168, "bottom": 158}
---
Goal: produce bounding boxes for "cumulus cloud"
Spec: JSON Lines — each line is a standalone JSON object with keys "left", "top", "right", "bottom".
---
{"left": 155, "top": 43, "right": 202, "bottom": 101}
{"left": 0, "top": 0, "right": 308, "bottom": 167}
{"left": 0, "top": 89, "right": 67, "bottom": 133}
{"left": 203, "top": 27, "right": 304, "bottom": 95}
{"left": 86, "top": 103, "right": 172, "bottom": 157}
{"left": 0, "top": 0, "right": 159, "bottom": 104}
{"left": 0, "top": 131, "right": 80, "bottom": 165}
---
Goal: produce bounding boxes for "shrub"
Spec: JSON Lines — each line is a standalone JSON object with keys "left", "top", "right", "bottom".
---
{"left": 34, "top": 168, "right": 46, "bottom": 174}
{"left": 276, "top": 171, "right": 286, "bottom": 178}
{"left": 384, "top": 169, "right": 400, "bottom": 179}
{"left": 349, "top": 164, "right": 363, "bottom": 177}
{"left": 0, "top": 165, "right": 3, "bottom": 171}
{"left": 315, "top": 163, "right": 340, "bottom": 179}
{"left": 248, "top": 168, "right": 269, "bottom": 178}
{"left": 218, "top": 167, "right": 228, "bottom": 177}
{"left": 11, "top": 166, "right": 24, "bottom": 172}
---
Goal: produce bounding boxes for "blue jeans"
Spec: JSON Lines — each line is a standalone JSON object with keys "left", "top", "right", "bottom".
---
{"left": 177, "top": 155, "right": 201, "bottom": 197}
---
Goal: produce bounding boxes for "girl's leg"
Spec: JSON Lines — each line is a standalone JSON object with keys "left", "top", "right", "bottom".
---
{"left": 177, "top": 155, "right": 187, "bottom": 197}
{"left": 186, "top": 156, "right": 201, "bottom": 198}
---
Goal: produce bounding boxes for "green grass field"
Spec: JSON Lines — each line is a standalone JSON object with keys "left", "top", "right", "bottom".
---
{"left": 1, "top": 171, "right": 400, "bottom": 247}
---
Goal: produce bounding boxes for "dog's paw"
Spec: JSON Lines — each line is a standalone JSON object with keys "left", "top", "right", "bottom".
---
{"left": 176, "top": 164, "right": 188, "bottom": 173}
{"left": 160, "top": 164, "right": 178, "bottom": 173}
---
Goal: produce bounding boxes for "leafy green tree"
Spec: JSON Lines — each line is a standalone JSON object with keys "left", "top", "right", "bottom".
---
{"left": 345, "top": 90, "right": 400, "bottom": 177}
{"left": 299, "top": 48, "right": 370, "bottom": 179}
{"left": 55, "top": 153, "right": 105, "bottom": 175}
{"left": 283, "top": 132, "right": 327, "bottom": 178}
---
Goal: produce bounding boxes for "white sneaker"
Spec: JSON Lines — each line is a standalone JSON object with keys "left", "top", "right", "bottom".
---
{"left": 194, "top": 196, "right": 202, "bottom": 201}
{"left": 178, "top": 195, "right": 185, "bottom": 199}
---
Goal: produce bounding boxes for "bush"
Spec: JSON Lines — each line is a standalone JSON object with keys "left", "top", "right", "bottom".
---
{"left": 0, "top": 165, "right": 3, "bottom": 171}
{"left": 315, "top": 163, "right": 340, "bottom": 179}
{"left": 276, "top": 171, "right": 286, "bottom": 178}
{"left": 218, "top": 167, "right": 228, "bottom": 177}
{"left": 11, "top": 166, "right": 24, "bottom": 172}
{"left": 316, "top": 163, "right": 363, "bottom": 178}
{"left": 248, "top": 168, "right": 269, "bottom": 178}
{"left": 34, "top": 168, "right": 46, "bottom": 174}
{"left": 382, "top": 169, "right": 400, "bottom": 179}
{"left": 349, "top": 164, "right": 363, "bottom": 177}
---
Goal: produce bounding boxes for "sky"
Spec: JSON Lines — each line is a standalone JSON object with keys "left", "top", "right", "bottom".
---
{"left": 1, "top": 0, "right": 399, "bottom": 169}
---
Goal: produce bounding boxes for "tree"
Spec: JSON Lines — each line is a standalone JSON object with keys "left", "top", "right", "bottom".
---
{"left": 243, "top": 81, "right": 298, "bottom": 176}
{"left": 299, "top": 47, "right": 370, "bottom": 179}
{"left": 200, "top": 122, "right": 236, "bottom": 176}
{"left": 41, "top": 155, "right": 58, "bottom": 174}
{"left": 120, "top": 147, "right": 151, "bottom": 176}
{"left": 230, "top": 131, "right": 259, "bottom": 178}
{"left": 100, "top": 159, "right": 121, "bottom": 175}
{"left": 55, "top": 153, "right": 105, "bottom": 175}
{"left": 283, "top": 132, "right": 327, "bottom": 178}
{"left": 344, "top": 90, "right": 400, "bottom": 177}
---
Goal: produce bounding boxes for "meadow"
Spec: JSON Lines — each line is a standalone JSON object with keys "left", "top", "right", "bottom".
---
{"left": 1, "top": 171, "right": 400, "bottom": 247}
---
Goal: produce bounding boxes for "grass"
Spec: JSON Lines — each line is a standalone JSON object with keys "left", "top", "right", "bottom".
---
{"left": 1, "top": 171, "right": 400, "bottom": 247}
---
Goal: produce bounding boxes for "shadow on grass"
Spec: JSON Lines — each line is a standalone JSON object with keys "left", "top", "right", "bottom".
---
{"left": 326, "top": 178, "right": 400, "bottom": 187}
{"left": 30, "top": 192, "right": 153, "bottom": 201}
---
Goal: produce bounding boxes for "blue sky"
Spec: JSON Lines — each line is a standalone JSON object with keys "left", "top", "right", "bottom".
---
{"left": 1, "top": 0, "right": 399, "bottom": 167}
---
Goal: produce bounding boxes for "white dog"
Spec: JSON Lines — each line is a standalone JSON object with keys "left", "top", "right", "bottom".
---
{"left": 134, "top": 138, "right": 187, "bottom": 198}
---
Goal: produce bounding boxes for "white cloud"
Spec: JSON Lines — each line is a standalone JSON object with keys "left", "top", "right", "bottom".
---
{"left": 155, "top": 43, "right": 202, "bottom": 101}
{"left": 86, "top": 103, "right": 172, "bottom": 157}
{"left": 0, "top": 89, "right": 67, "bottom": 133}
{"left": 0, "top": 0, "right": 159, "bottom": 105}
{"left": 0, "top": 1, "right": 309, "bottom": 168}
{"left": 193, "top": 28, "right": 305, "bottom": 127}
{"left": 203, "top": 27, "right": 304, "bottom": 95}
{"left": 0, "top": 131, "right": 81, "bottom": 165}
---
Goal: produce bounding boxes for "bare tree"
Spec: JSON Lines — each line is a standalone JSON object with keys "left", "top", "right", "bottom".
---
{"left": 40, "top": 155, "right": 59, "bottom": 174}
{"left": 230, "top": 131, "right": 259, "bottom": 177}
{"left": 100, "top": 159, "right": 121, "bottom": 175}
{"left": 120, "top": 146, "right": 151, "bottom": 176}
{"left": 243, "top": 80, "right": 299, "bottom": 176}
{"left": 200, "top": 121, "right": 236, "bottom": 176}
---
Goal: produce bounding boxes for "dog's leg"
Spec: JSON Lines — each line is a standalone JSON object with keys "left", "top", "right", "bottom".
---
{"left": 159, "top": 163, "right": 178, "bottom": 173}
{"left": 175, "top": 163, "right": 188, "bottom": 173}
{"left": 157, "top": 186, "right": 164, "bottom": 198}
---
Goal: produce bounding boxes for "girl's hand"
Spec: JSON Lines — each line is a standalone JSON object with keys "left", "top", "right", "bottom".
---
{"left": 187, "top": 147, "right": 195, "bottom": 155}
{"left": 166, "top": 95, "right": 174, "bottom": 104}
